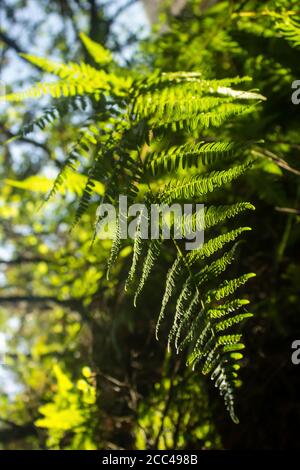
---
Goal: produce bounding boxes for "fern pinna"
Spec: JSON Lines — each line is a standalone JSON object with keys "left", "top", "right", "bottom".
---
{"left": 2, "top": 33, "right": 264, "bottom": 422}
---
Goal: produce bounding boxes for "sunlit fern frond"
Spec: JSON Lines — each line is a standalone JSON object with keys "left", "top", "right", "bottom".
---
{"left": 132, "top": 73, "right": 264, "bottom": 131}
{"left": 5, "top": 35, "right": 262, "bottom": 420}
{"left": 145, "top": 141, "right": 252, "bottom": 175}
{"left": 80, "top": 32, "right": 113, "bottom": 66}
{"left": 160, "top": 160, "right": 252, "bottom": 204}
{"left": 276, "top": 13, "right": 300, "bottom": 48}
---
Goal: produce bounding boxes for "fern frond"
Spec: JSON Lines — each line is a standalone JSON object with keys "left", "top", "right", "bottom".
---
{"left": 47, "top": 151, "right": 79, "bottom": 202}
{"left": 136, "top": 97, "right": 254, "bottom": 131}
{"left": 204, "top": 203, "right": 255, "bottom": 229}
{"left": 132, "top": 74, "right": 264, "bottom": 131}
{"left": 215, "top": 313, "right": 253, "bottom": 333}
{"left": 50, "top": 125, "right": 102, "bottom": 207}
{"left": 4, "top": 44, "right": 260, "bottom": 420}
{"left": 107, "top": 218, "right": 121, "bottom": 280}
{"left": 161, "top": 160, "right": 252, "bottom": 204}
{"left": 208, "top": 299, "right": 250, "bottom": 319}
{"left": 134, "top": 237, "right": 163, "bottom": 306}
{"left": 20, "top": 54, "right": 98, "bottom": 80}
{"left": 168, "top": 279, "right": 197, "bottom": 349}
{"left": 125, "top": 205, "right": 148, "bottom": 292}
{"left": 1, "top": 55, "right": 130, "bottom": 102}
{"left": 276, "top": 14, "right": 300, "bottom": 48}
{"left": 208, "top": 273, "right": 256, "bottom": 302}
{"left": 134, "top": 73, "right": 255, "bottom": 95}
{"left": 195, "top": 244, "right": 239, "bottom": 288}
{"left": 1, "top": 79, "right": 99, "bottom": 101}
{"left": 188, "top": 227, "right": 251, "bottom": 265}
{"left": 146, "top": 141, "right": 249, "bottom": 175}
{"left": 180, "top": 202, "right": 254, "bottom": 236}
{"left": 168, "top": 245, "right": 239, "bottom": 348}
{"left": 80, "top": 32, "right": 113, "bottom": 65}
{"left": 6, "top": 96, "right": 89, "bottom": 144}
{"left": 156, "top": 255, "right": 186, "bottom": 339}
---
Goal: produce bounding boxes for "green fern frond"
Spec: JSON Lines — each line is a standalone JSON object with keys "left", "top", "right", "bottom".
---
{"left": 72, "top": 177, "right": 96, "bottom": 228}
{"left": 4, "top": 39, "right": 260, "bottom": 420}
{"left": 195, "top": 244, "right": 239, "bottom": 288}
{"left": 107, "top": 218, "right": 121, "bottom": 280}
{"left": 158, "top": 201, "right": 254, "bottom": 334}
{"left": 1, "top": 55, "right": 130, "bottom": 102}
{"left": 6, "top": 97, "right": 89, "bottom": 144}
{"left": 1, "top": 79, "right": 100, "bottom": 101}
{"left": 20, "top": 54, "right": 99, "bottom": 80}
{"left": 161, "top": 160, "right": 252, "bottom": 203}
{"left": 208, "top": 299, "right": 250, "bottom": 319}
{"left": 215, "top": 313, "right": 253, "bottom": 333}
{"left": 188, "top": 227, "right": 251, "bottom": 265}
{"left": 204, "top": 203, "right": 255, "bottom": 229}
{"left": 276, "top": 14, "right": 300, "bottom": 48}
{"left": 134, "top": 73, "right": 255, "bottom": 95}
{"left": 156, "top": 255, "right": 186, "bottom": 339}
{"left": 47, "top": 125, "right": 95, "bottom": 196}
{"left": 47, "top": 151, "right": 79, "bottom": 202}
{"left": 80, "top": 32, "right": 113, "bottom": 65}
{"left": 132, "top": 74, "right": 264, "bottom": 131}
{"left": 167, "top": 245, "right": 239, "bottom": 348}
{"left": 180, "top": 202, "right": 254, "bottom": 236}
{"left": 125, "top": 205, "right": 148, "bottom": 292}
{"left": 135, "top": 95, "right": 256, "bottom": 131}
{"left": 17, "top": 106, "right": 59, "bottom": 135}
{"left": 208, "top": 273, "right": 256, "bottom": 302}
{"left": 134, "top": 237, "right": 163, "bottom": 306}
{"left": 146, "top": 141, "right": 250, "bottom": 175}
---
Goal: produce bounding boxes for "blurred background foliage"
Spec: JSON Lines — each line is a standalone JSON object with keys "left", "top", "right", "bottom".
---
{"left": 0, "top": 0, "right": 300, "bottom": 449}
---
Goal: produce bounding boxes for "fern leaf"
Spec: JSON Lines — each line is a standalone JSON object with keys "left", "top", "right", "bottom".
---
{"left": 161, "top": 160, "right": 252, "bottom": 204}
{"left": 276, "top": 14, "right": 300, "bottom": 48}
{"left": 215, "top": 313, "right": 253, "bottom": 333}
{"left": 208, "top": 299, "right": 250, "bottom": 319}
{"left": 208, "top": 273, "right": 256, "bottom": 302}
{"left": 125, "top": 205, "right": 148, "bottom": 294}
{"left": 80, "top": 32, "right": 113, "bottom": 65}
{"left": 188, "top": 227, "right": 251, "bottom": 265}
{"left": 107, "top": 218, "right": 121, "bottom": 280}
{"left": 146, "top": 141, "right": 250, "bottom": 175}
{"left": 204, "top": 203, "right": 255, "bottom": 229}
{"left": 134, "top": 237, "right": 163, "bottom": 305}
{"left": 156, "top": 255, "right": 186, "bottom": 339}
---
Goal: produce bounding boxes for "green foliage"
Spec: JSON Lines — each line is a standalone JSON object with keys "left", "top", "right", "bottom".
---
{"left": 135, "top": 358, "right": 222, "bottom": 450}
{"left": 1, "top": 31, "right": 264, "bottom": 422}
{"left": 35, "top": 365, "right": 97, "bottom": 449}
{"left": 2, "top": 0, "right": 300, "bottom": 451}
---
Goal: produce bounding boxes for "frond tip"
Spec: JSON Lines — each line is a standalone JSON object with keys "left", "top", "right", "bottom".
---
{"left": 80, "top": 32, "right": 113, "bottom": 65}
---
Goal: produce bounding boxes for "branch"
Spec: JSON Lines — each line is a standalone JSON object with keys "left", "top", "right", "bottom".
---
{"left": 0, "top": 295, "right": 72, "bottom": 305}
{"left": 0, "top": 417, "right": 23, "bottom": 429}
{"left": 0, "top": 30, "right": 24, "bottom": 55}
{"left": 4, "top": 130, "right": 52, "bottom": 157}
{"left": 0, "top": 419, "right": 38, "bottom": 444}
{"left": 0, "top": 30, "right": 42, "bottom": 71}
{"left": 275, "top": 207, "right": 300, "bottom": 215}
{"left": 253, "top": 148, "right": 300, "bottom": 176}
{"left": 0, "top": 295, "right": 92, "bottom": 324}
{"left": 0, "top": 257, "right": 50, "bottom": 265}
{"left": 110, "top": 0, "right": 138, "bottom": 23}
